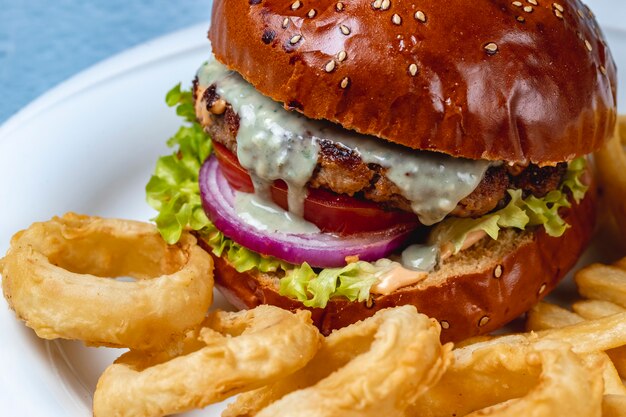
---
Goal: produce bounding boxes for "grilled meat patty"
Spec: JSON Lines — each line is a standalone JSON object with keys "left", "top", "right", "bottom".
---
{"left": 195, "top": 82, "right": 567, "bottom": 218}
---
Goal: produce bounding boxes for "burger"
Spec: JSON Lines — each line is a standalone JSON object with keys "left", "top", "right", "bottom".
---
{"left": 146, "top": 0, "right": 617, "bottom": 342}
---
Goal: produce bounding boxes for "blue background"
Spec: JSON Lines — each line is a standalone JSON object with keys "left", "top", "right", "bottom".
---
{"left": 0, "top": 1, "right": 209, "bottom": 123}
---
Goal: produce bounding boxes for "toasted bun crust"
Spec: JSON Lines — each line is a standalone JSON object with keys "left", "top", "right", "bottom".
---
{"left": 209, "top": 0, "right": 616, "bottom": 164}
{"left": 199, "top": 179, "right": 596, "bottom": 343}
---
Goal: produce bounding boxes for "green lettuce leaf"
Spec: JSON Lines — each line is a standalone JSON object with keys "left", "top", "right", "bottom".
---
{"left": 146, "top": 84, "right": 590, "bottom": 309}
{"left": 146, "top": 84, "right": 213, "bottom": 244}
{"left": 429, "top": 158, "right": 588, "bottom": 255}
{"left": 279, "top": 261, "right": 380, "bottom": 308}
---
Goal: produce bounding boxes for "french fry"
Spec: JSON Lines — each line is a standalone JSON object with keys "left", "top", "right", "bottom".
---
{"left": 525, "top": 302, "right": 584, "bottom": 332}
{"left": 619, "top": 115, "right": 626, "bottom": 145}
{"left": 574, "top": 260, "right": 626, "bottom": 379}
{"left": 575, "top": 264, "right": 626, "bottom": 309}
{"left": 595, "top": 116, "right": 626, "bottom": 249}
{"left": 607, "top": 349, "right": 626, "bottom": 380}
{"left": 572, "top": 300, "right": 626, "bottom": 320}
{"left": 602, "top": 395, "right": 626, "bottom": 417}
{"left": 537, "top": 312, "right": 626, "bottom": 354}
{"left": 524, "top": 299, "right": 626, "bottom": 379}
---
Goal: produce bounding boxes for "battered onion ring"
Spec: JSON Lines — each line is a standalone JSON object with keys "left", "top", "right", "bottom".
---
{"left": 225, "top": 306, "right": 452, "bottom": 417}
{"left": 407, "top": 339, "right": 604, "bottom": 417}
{"left": 93, "top": 305, "right": 321, "bottom": 417}
{"left": 0, "top": 213, "right": 213, "bottom": 351}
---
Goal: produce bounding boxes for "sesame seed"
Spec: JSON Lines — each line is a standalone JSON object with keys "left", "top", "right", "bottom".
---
{"left": 289, "top": 34, "right": 302, "bottom": 44}
{"left": 307, "top": 8, "right": 316, "bottom": 18}
{"left": 527, "top": 0, "right": 537, "bottom": 5}
{"left": 600, "top": 65, "right": 607, "bottom": 75}
{"left": 340, "top": 24, "right": 351, "bottom": 35}
{"left": 553, "top": 2, "right": 563, "bottom": 12}
{"left": 336, "top": 2, "right": 344, "bottom": 11}
{"left": 478, "top": 316, "right": 490, "bottom": 327}
{"left": 523, "top": 5, "right": 533, "bottom": 12}
{"left": 324, "top": 60, "right": 336, "bottom": 72}
{"left": 408, "top": 63, "right": 418, "bottom": 76}
{"left": 372, "top": 0, "right": 382, "bottom": 9}
{"left": 554, "top": 9, "right": 563, "bottom": 19}
{"left": 392, "top": 13, "right": 402, "bottom": 25}
{"left": 337, "top": 50, "right": 347, "bottom": 62}
{"left": 414, "top": 10, "right": 426, "bottom": 22}
{"left": 209, "top": 99, "right": 226, "bottom": 115}
{"left": 538, "top": 283, "right": 547, "bottom": 295}
{"left": 585, "top": 39, "right": 593, "bottom": 51}
{"left": 512, "top": 1, "right": 522, "bottom": 6}
{"left": 493, "top": 264, "right": 503, "bottom": 278}
{"left": 291, "top": 0, "right": 301, "bottom": 10}
{"left": 577, "top": 9, "right": 585, "bottom": 18}
{"left": 381, "top": 0, "right": 390, "bottom": 11}
{"left": 440, "top": 320, "right": 450, "bottom": 330}
{"left": 484, "top": 42, "right": 498, "bottom": 55}
{"left": 282, "top": 17, "right": 290, "bottom": 28}
{"left": 517, "top": 16, "right": 526, "bottom": 22}
{"left": 340, "top": 77, "right": 350, "bottom": 89}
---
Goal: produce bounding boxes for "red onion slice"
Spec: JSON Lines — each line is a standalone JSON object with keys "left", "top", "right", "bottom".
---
{"left": 199, "top": 156, "right": 417, "bottom": 268}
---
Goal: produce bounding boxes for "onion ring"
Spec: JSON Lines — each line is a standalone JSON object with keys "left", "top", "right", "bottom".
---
{"left": 407, "top": 339, "right": 604, "bottom": 417}
{"left": 93, "top": 305, "right": 321, "bottom": 417}
{"left": 225, "top": 305, "right": 452, "bottom": 417}
{"left": 0, "top": 213, "right": 213, "bottom": 351}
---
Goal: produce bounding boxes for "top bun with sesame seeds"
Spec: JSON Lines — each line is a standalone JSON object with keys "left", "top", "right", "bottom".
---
{"left": 209, "top": 0, "right": 616, "bottom": 164}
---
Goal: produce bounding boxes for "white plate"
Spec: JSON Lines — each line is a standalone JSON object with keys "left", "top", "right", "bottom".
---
{"left": 1, "top": 13, "right": 626, "bottom": 417}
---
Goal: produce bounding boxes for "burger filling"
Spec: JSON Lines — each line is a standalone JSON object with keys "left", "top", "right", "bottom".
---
{"left": 147, "top": 57, "right": 589, "bottom": 308}
{"left": 198, "top": 84, "right": 568, "bottom": 220}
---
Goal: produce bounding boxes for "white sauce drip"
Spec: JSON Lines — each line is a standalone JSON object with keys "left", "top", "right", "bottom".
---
{"left": 198, "top": 59, "right": 319, "bottom": 216}
{"left": 197, "top": 58, "right": 491, "bottom": 225}
{"left": 234, "top": 191, "right": 320, "bottom": 234}
{"left": 401, "top": 244, "right": 439, "bottom": 271}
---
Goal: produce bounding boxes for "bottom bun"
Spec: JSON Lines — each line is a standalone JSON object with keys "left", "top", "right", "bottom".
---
{"left": 199, "top": 181, "right": 596, "bottom": 343}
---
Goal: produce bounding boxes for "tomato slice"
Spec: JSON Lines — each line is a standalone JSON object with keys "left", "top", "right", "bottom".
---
{"left": 212, "top": 142, "right": 420, "bottom": 235}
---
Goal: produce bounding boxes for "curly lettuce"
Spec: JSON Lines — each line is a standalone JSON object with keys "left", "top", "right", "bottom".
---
{"left": 145, "top": 84, "right": 212, "bottom": 244}
{"left": 429, "top": 158, "right": 588, "bottom": 254}
{"left": 280, "top": 261, "right": 380, "bottom": 308}
{"left": 146, "top": 84, "right": 590, "bottom": 309}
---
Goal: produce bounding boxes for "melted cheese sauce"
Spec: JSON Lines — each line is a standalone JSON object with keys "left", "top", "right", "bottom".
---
{"left": 197, "top": 58, "right": 491, "bottom": 225}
